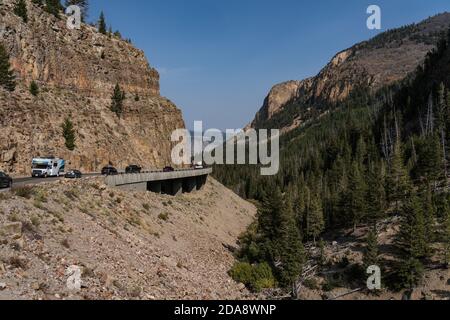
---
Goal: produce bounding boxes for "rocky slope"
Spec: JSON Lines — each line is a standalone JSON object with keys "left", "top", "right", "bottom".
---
{"left": 247, "top": 13, "right": 450, "bottom": 131}
{"left": 0, "top": 0, "right": 185, "bottom": 175}
{"left": 0, "top": 177, "right": 256, "bottom": 300}
{"left": 293, "top": 218, "right": 450, "bottom": 301}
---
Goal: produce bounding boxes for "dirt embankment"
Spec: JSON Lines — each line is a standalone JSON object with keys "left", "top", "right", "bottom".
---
{"left": 0, "top": 177, "right": 256, "bottom": 300}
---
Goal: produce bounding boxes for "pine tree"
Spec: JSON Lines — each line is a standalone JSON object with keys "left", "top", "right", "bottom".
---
{"left": 61, "top": 117, "right": 76, "bottom": 151}
{"left": 98, "top": 11, "right": 107, "bottom": 34}
{"left": 398, "top": 191, "right": 429, "bottom": 259}
{"left": 29, "top": 81, "right": 39, "bottom": 96}
{"left": 396, "top": 190, "right": 428, "bottom": 289}
{"left": 108, "top": 25, "right": 113, "bottom": 38}
{"left": 45, "top": 0, "right": 62, "bottom": 17}
{"left": 416, "top": 134, "right": 443, "bottom": 185}
{"left": 396, "top": 257, "right": 424, "bottom": 291}
{"left": 114, "top": 30, "right": 122, "bottom": 39}
{"left": 422, "top": 184, "right": 436, "bottom": 243}
{"left": 65, "top": 0, "right": 88, "bottom": 21}
{"left": 275, "top": 197, "right": 305, "bottom": 291}
{"left": 256, "top": 186, "right": 284, "bottom": 262}
{"left": 14, "top": 0, "right": 28, "bottom": 23}
{"left": 294, "top": 184, "right": 309, "bottom": 231}
{"left": 446, "top": 86, "right": 450, "bottom": 137}
{"left": 363, "top": 228, "right": 379, "bottom": 269}
{"left": 366, "top": 163, "right": 386, "bottom": 224}
{"left": 397, "top": 191, "right": 430, "bottom": 289}
{"left": 388, "top": 141, "right": 411, "bottom": 214}
{"left": 437, "top": 83, "right": 447, "bottom": 132}
{"left": 344, "top": 161, "right": 367, "bottom": 231}
{"left": 110, "top": 84, "right": 125, "bottom": 118}
{"left": 251, "top": 186, "right": 306, "bottom": 292}
{"left": 0, "top": 44, "right": 16, "bottom": 92}
{"left": 318, "top": 238, "right": 326, "bottom": 266}
{"left": 442, "top": 200, "right": 450, "bottom": 267}
{"left": 306, "top": 194, "right": 324, "bottom": 244}
{"left": 355, "top": 136, "right": 367, "bottom": 166}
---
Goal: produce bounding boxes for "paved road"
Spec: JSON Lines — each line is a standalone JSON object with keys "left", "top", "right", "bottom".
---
{"left": 0, "top": 168, "right": 209, "bottom": 192}
{"left": 0, "top": 173, "right": 101, "bottom": 192}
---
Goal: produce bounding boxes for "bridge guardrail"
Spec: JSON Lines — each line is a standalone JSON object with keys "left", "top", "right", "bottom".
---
{"left": 113, "top": 167, "right": 212, "bottom": 176}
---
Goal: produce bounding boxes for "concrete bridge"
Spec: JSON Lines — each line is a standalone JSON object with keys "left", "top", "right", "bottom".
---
{"left": 105, "top": 168, "right": 213, "bottom": 195}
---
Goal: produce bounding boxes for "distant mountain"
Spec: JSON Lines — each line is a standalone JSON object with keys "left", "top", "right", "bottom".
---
{"left": 246, "top": 13, "right": 450, "bottom": 133}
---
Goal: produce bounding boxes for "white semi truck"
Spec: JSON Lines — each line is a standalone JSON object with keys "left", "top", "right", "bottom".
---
{"left": 31, "top": 157, "right": 66, "bottom": 178}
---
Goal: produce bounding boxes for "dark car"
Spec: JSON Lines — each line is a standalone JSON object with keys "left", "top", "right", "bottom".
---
{"left": 125, "top": 165, "right": 142, "bottom": 174}
{"left": 0, "top": 171, "right": 12, "bottom": 189}
{"left": 101, "top": 166, "right": 118, "bottom": 176}
{"left": 65, "top": 170, "right": 82, "bottom": 179}
{"left": 163, "top": 166, "right": 175, "bottom": 172}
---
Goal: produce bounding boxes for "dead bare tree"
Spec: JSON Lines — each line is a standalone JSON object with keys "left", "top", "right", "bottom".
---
{"left": 293, "top": 261, "right": 319, "bottom": 299}
{"left": 419, "top": 115, "right": 426, "bottom": 137}
{"left": 411, "top": 136, "right": 418, "bottom": 166}
{"left": 425, "top": 93, "right": 435, "bottom": 136}
{"left": 382, "top": 115, "right": 394, "bottom": 168}
{"left": 441, "top": 128, "right": 448, "bottom": 185}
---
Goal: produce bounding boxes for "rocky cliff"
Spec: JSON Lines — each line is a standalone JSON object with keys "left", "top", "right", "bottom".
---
{"left": 0, "top": 0, "right": 185, "bottom": 175}
{"left": 247, "top": 13, "right": 450, "bottom": 131}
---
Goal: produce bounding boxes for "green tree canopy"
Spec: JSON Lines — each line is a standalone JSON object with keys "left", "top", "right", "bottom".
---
{"left": 0, "top": 44, "right": 16, "bottom": 92}
{"left": 110, "top": 84, "right": 125, "bottom": 118}
{"left": 98, "top": 11, "right": 107, "bottom": 34}
{"left": 62, "top": 117, "right": 77, "bottom": 151}
{"left": 14, "top": 0, "right": 28, "bottom": 23}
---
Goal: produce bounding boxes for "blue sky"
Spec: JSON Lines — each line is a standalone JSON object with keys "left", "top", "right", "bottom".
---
{"left": 87, "top": 0, "right": 450, "bottom": 130}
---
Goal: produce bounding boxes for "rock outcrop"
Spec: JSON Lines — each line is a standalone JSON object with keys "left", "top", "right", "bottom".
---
{"left": 245, "top": 79, "right": 312, "bottom": 131}
{"left": 247, "top": 13, "right": 450, "bottom": 131}
{"left": 0, "top": 0, "right": 185, "bottom": 174}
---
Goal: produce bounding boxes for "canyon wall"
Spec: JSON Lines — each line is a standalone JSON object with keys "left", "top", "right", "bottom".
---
{"left": 0, "top": 0, "right": 185, "bottom": 174}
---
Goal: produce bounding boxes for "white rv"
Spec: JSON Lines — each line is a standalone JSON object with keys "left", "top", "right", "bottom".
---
{"left": 31, "top": 157, "right": 66, "bottom": 178}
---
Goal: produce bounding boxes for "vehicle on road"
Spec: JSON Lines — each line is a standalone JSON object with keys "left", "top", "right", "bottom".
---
{"left": 125, "top": 165, "right": 142, "bottom": 174}
{"left": 65, "top": 170, "right": 82, "bottom": 179}
{"left": 32, "top": 157, "right": 65, "bottom": 178}
{"left": 193, "top": 162, "right": 204, "bottom": 170}
{"left": 163, "top": 166, "right": 175, "bottom": 172}
{"left": 0, "top": 171, "right": 12, "bottom": 189}
{"left": 101, "top": 166, "right": 118, "bottom": 176}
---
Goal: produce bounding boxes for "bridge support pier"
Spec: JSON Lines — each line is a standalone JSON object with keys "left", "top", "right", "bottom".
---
{"left": 183, "top": 177, "right": 197, "bottom": 193}
{"left": 196, "top": 175, "right": 207, "bottom": 190}
{"left": 171, "top": 179, "right": 183, "bottom": 196}
{"left": 161, "top": 179, "right": 182, "bottom": 196}
{"left": 161, "top": 181, "right": 171, "bottom": 195}
{"left": 147, "top": 181, "right": 162, "bottom": 193}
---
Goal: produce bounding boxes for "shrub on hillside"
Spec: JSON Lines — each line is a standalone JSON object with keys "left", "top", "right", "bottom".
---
{"left": 13, "top": 186, "right": 36, "bottom": 199}
{"left": 229, "top": 262, "right": 275, "bottom": 292}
